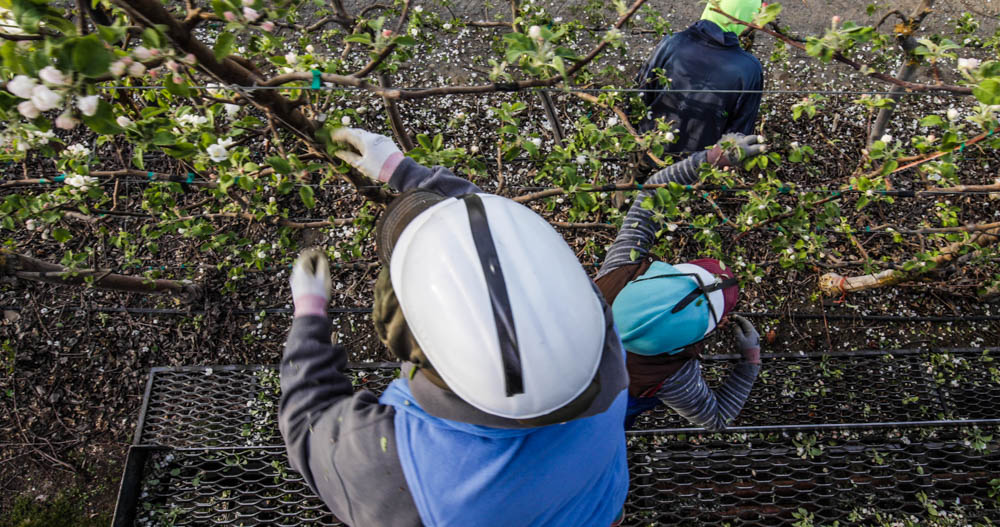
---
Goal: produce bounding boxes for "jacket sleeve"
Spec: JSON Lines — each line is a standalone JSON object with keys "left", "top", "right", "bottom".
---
{"left": 388, "top": 157, "right": 483, "bottom": 197}
{"left": 596, "top": 151, "right": 709, "bottom": 279}
{"left": 725, "top": 59, "right": 763, "bottom": 136}
{"left": 654, "top": 358, "right": 760, "bottom": 432}
{"left": 279, "top": 315, "right": 420, "bottom": 527}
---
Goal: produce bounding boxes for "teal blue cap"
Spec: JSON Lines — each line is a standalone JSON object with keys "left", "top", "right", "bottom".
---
{"left": 611, "top": 261, "right": 712, "bottom": 355}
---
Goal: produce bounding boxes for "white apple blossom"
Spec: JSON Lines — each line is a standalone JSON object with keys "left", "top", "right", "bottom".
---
{"left": 65, "top": 144, "right": 91, "bottom": 157}
{"left": 243, "top": 7, "right": 259, "bottom": 22}
{"left": 305, "top": 44, "right": 315, "bottom": 53}
{"left": 341, "top": 115, "right": 351, "bottom": 125}
{"left": 134, "top": 46, "right": 154, "bottom": 61}
{"left": 261, "top": 21, "right": 275, "bottom": 32}
{"left": 470, "top": 145, "right": 479, "bottom": 153}
{"left": 177, "top": 113, "right": 209, "bottom": 127}
{"left": 442, "top": 23, "right": 452, "bottom": 30}
{"left": 957, "top": 58, "right": 981, "bottom": 71}
{"left": 65, "top": 174, "right": 98, "bottom": 189}
{"left": 55, "top": 112, "right": 79, "bottom": 130}
{"left": 607, "top": 116, "right": 619, "bottom": 127}
{"left": 530, "top": 137, "right": 542, "bottom": 148}
{"left": 77, "top": 95, "right": 100, "bottom": 117}
{"left": 7, "top": 75, "right": 37, "bottom": 98}
{"left": 528, "top": 25, "right": 542, "bottom": 40}
{"left": 224, "top": 103, "right": 241, "bottom": 117}
{"left": 576, "top": 155, "right": 586, "bottom": 165}
{"left": 879, "top": 134, "right": 893, "bottom": 143}
{"left": 128, "top": 62, "right": 146, "bottom": 77}
{"left": 25, "top": 219, "right": 38, "bottom": 231}
{"left": 38, "top": 66, "right": 69, "bottom": 86}
{"left": 17, "top": 100, "right": 40, "bottom": 119}
{"left": 116, "top": 115, "right": 134, "bottom": 127}
{"left": 285, "top": 52, "right": 298, "bottom": 64}
{"left": 664, "top": 132, "right": 676, "bottom": 142}
{"left": 947, "top": 108, "right": 959, "bottom": 121}
{"left": 30, "top": 85, "right": 63, "bottom": 111}
{"left": 413, "top": 5, "right": 423, "bottom": 12}
{"left": 207, "top": 137, "right": 235, "bottom": 162}
{"left": 109, "top": 60, "right": 127, "bottom": 77}
{"left": 410, "top": 27, "right": 419, "bottom": 37}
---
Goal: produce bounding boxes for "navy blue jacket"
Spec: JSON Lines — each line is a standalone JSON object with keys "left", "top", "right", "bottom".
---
{"left": 636, "top": 20, "right": 763, "bottom": 153}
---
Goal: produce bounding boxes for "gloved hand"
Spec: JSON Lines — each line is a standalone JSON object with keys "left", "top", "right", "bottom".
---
{"left": 708, "top": 133, "right": 767, "bottom": 168}
{"left": 290, "top": 248, "right": 331, "bottom": 318}
{"left": 332, "top": 127, "right": 404, "bottom": 182}
{"left": 731, "top": 314, "right": 761, "bottom": 364}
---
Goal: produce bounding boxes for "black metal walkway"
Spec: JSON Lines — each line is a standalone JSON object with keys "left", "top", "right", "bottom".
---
{"left": 114, "top": 347, "right": 1000, "bottom": 526}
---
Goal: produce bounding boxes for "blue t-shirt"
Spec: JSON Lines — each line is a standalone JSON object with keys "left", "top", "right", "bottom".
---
{"left": 380, "top": 377, "right": 629, "bottom": 527}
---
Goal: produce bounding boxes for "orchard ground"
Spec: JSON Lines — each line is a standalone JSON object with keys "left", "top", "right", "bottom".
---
{"left": 2, "top": 0, "right": 1000, "bottom": 523}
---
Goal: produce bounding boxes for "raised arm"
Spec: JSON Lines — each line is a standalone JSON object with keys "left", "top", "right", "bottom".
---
{"left": 279, "top": 249, "right": 418, "bottom": 526}
{"left": 333, "top": 127, "right": 481, "bottom": 197}
{"left": 655, "top": 315, "right": 762, "bottom": 431}
{"left": 597, "top": 135, "right": 766, "bottom": 278}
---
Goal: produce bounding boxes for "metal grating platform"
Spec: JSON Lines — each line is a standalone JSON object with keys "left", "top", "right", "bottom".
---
{"left": 115, "top": 348, "right": 1000, "bottom": 526}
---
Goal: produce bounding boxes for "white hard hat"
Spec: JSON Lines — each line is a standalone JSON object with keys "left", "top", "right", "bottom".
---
{"left": 388, "top": 193, "right": 606, "bottom": 419}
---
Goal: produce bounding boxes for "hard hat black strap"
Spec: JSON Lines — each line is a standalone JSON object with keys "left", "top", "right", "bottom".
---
{"left": 462, "top": 194, "right": 524, "bottom": 397}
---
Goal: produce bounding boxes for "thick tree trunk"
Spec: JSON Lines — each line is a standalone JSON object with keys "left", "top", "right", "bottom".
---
{"left": 0, "top": 250, "right": 202, "bottom": 303}
{"left": 819, "top": 223, "right": 1000, "bottom": 296}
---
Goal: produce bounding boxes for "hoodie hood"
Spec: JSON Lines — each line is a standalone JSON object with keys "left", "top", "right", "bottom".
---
{"left": 688, "top": 19, "right": 740, "bottom": 47}
{"left": 701, "top": 0, "right": 762, "bottom": 35}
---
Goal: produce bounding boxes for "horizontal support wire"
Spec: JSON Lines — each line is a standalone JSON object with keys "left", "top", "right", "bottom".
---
{"left": 92, "top": 84, "right": 970, "bottom": 97}
{"left": 8, "top": 175, "right": 999, "bottom": 198}
{"left": 3, "top": 304, "right": 1000, "bottom": 321}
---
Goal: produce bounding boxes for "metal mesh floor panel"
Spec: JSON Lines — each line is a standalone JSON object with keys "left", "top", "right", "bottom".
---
{"left": 624, "top": 430, "right": 1000, "bottom": 526}
{"left": 117, "top": 349, "right": 1000, "bottom": 526}
{"left": 131, "top": 447, "right": 342, "bottom": 526}
{"left": 135, "top": 349, "right": 1000, "bottom": 448}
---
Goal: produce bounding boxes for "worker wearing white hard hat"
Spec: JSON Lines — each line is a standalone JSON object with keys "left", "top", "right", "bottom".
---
{"left": 280, "top": 127, "right": 630, "bottom": 527}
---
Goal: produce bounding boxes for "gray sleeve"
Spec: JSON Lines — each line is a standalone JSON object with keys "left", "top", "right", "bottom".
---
{"left": 654, "top": 357, "right": 760, "bottom": 432}
{"left": 388, "top": 157, "right": 483, "bottom": 197}
{"left": 279, "top": 316, "right": 421, "bottom": 527}
{"left": 596, "top": 151, "right": 710, "bottom": 278}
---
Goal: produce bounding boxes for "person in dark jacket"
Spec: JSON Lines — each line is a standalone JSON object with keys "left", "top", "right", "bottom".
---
{"left": 594, "top": 133, "right": 767, "bottom": 431}
{"left": 635, "top": 0, "right": 764, "bottom": 155}
{"left": 280, "top": 127, "right": 630, "bottom": 527}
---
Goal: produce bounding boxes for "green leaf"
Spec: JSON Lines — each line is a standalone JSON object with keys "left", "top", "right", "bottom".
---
{"left": 81, "top": 99, "right": 122, "bottom": 135}
{"left": 919, "top": 115, "right": 945, "bottom": 127}
{"left": 12, "top": 0, "right": 44, "bottom": 34}
{"left": 973, "top": 78, "right": 1000, "bottom": 106}
{"left": 52, "top": 227, "right": 72, "bottom": 243}
{"left": 299, "top": 185, "right": 315, "bottom": 209}
{"left": 214, "top": 33, "right": 235, "bottom": 61}
{"left": 268, "top": 156, "right": 292, "bottom": 174}
{"left": 142, "top": 27, "right": 163, "bottom": 49}
{"left": 393, "top": 35, "right": 417, "bottom": 47}
{"left": 72, "top": 35, "right": 113, "bottom": 77}
{"left": 343, "top": 34, "right": 373, "bottom": 45}
{"left": 164, "top": 76, "right": 192, "bottom": 97}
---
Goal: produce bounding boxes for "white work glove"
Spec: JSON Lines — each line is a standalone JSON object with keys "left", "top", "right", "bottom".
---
{"left": 708, "top": 133, "right": 767, "bottom": 168}
{"left": 290, "top": 248, "right": 331, "bottom": 318}
{"left": 332, "top": 127, "right": 404, "bottom": 182}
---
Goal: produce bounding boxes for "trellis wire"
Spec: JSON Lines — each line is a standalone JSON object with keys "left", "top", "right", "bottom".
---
{"left": 91, "top": 84, "right": 971, "bottom": 97}
{"left": 7, "top": 175, "right": 1000, "bottom": 198}
{"left": 2, "top": 304, "right": 998, "bottom": 322}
